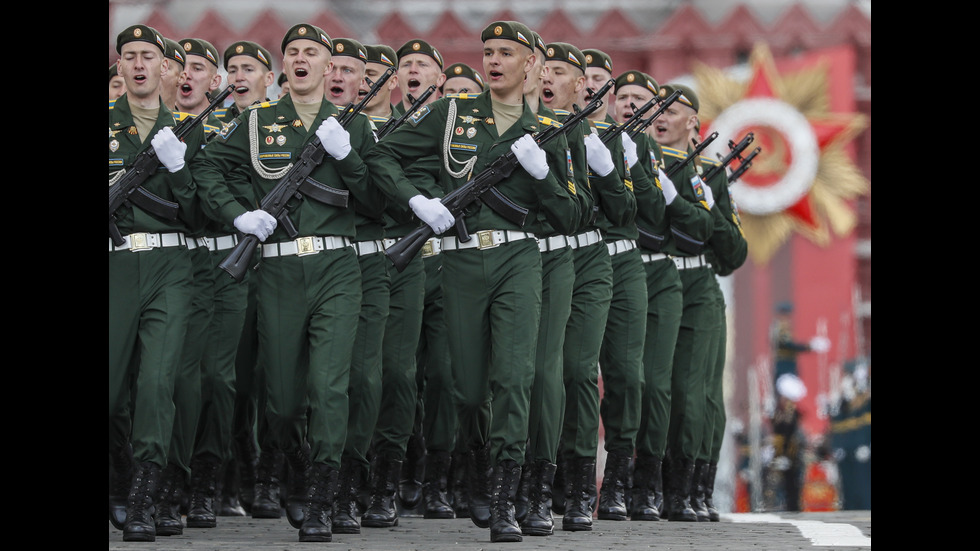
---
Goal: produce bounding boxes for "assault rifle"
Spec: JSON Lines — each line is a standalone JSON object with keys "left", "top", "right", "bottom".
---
{"left": 665, "top": 131, "right": 718, "bottom": 179}
{"left": 384, "top": 79, "right": 616, "bottom": 273}
{"left": 601, "top": 88, "right": 683, "bottom": 145}
{"left": 109, "top": 84, "right": 235, "bottom": 246}
{"left": 218, "top": 66, "right": 395, "bottom": 282}
{"left": 702, "top": 132, "right": 754, "bottom": 183}
{"left": 376, "top": 84, "right": 437, "bottom": 140}
{"left": 728, "top": 146, "right": 761, "bottom": 183}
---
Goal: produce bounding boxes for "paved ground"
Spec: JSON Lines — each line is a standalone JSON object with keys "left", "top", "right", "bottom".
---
{"left": 109, "top": 510, "right": 871, "bottom": 550}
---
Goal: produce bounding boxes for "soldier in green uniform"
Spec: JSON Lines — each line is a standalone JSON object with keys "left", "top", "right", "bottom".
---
{"left": 109, "top": 62, "right": 127, "bottom": 100}
{"left": 366, "top": 21, "right": 582, "bottom": 542}
{"left": 159, "top": 38, "right": 184, "bottom": 111}
{"left": 361, "top": 44, "right": 400, "bottom": 122}
{"left": 442, "top": 62, "right": 485, "bottom": 95}
{"left": 362, "top": 38, "right": 446, "bottom": 529}
{"left": 542, "top": 44, "right": 635, "bottom": 532}
{"left": 109, "top": 24, "right": 215, "bottom": 542}
{"left": 191, "top": 23, "right": 382, "bottom": 543}
{"left": 650, "top": 83, "right": 717, "bottom": 522}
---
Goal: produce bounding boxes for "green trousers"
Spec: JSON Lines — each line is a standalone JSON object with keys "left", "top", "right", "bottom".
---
{"left": 442, "top": 239, "right": 541, "bottom": 466}
{"left": 256, "top": 247, "right": 361, "bottom": 469}
{"left": 526, "top": 246, "right": 574, "bottom": 463}
{"left": 374, "top": 253, "right": 424, "bottom": 460}
{"left": 699, "top": 278, "right": 727, "bottom": 463}
{"left": 109, "top": 246, "right": 193, "bottom": 467}
{"left": 343, "top": 251, "right": 390, "bottom": 468}
{"left": 418, "top": 254, "right": 457, "bottom": 454}
{"left": 598, "top": 247, "right": 647, "bottom": 455}
{"left": 561, "top": 240, "right": 612, "bottom": 460}
{"left": 635, "top": 257, "right": 682, "bottom": 458}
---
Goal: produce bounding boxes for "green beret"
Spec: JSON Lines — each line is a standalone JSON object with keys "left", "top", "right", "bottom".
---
{"left": 163, "top": 38, "right": 185, "bottom": 67}
{"left": 116, "top": 24, "right": 165, "bottom": 55}
{"left": 443, "top": 63, "right": 485, "bottom": 91}
{"left": 223, "top": 40, "right": 273, "bottom": 71}
{"left": 582, "top": 49, "right": 613, "bottom": 75}
{"left": 544, "top": 42, "right": 586, "bottom": 71}
{"left": 396, "top": 39, "right": 444, "bottom": 69}
{"left": 614, "top": 70, "right": 659, "bottom": 96}
{"left": 179, "top": 38, "right": 220, "bottom": 68}
{"left": 281, "top": 23, "right": 332, "bottom": 54}
{"left": 661, "top": 83, "right": 699, "bottom": 112}
{"left": 480, "top": 21, "right": 534, "bottom": 51}
{"left": 332, "top": 38, "right": 367, "bottom": 63}
{"left": 530, "top": 31, "right": 547, "bottom": 58}
{"left": 365, "top": 44, "right": 397, "bottom": 67}
{"left": 109, "top": 63, "right": 118, "bottom": 81}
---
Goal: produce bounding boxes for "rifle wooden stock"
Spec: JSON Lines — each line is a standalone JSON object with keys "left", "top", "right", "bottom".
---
{"left": 218, "top": 68, "right": 395, "bottom": 282}
{"left": 384, "top": 81, "right": 614, "bottom": 273}
{"left": 109, "top": 84, "right": 235, "bottom": 245}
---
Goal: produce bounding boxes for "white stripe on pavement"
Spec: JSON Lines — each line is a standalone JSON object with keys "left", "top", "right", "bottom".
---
{"left": 723, "top": 513, "right": 871, "bottom": 547}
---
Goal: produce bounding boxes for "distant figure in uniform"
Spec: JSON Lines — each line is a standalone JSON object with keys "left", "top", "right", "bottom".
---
{"left": 769, "top": 374, "right": 807, "bottom": 512}
{"left": 770, "top": 301, "right": 829, "bottom": 383}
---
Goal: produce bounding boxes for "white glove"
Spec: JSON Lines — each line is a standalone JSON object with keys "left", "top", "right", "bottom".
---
{"left": 510, "top": 134, "right": 549, "bottom": 180}
{"left": 234, "top": 210, "right": 278, "bottom": 242}
{"left": 583, "top": 133, "right": 615, "bottom": 177}
{"left": 701, "top": 180, "right": 715, "bottom": 208}
{"left": 809, "top": 336, "right": 831, "bottom": 353}
{"left": 316, "top": 117, "right": 352, "bottom": 160}
{"left": 152, "top": 127, "right": 187, "bottom": 173}
{"left": 409, "top": 195, "right": 455, "bottom": 234}
{"left": 621, "top": 133, "right": 638, "bottom": 168}
{"left": 658, "top": 168, "right": 677, "bottom": 205}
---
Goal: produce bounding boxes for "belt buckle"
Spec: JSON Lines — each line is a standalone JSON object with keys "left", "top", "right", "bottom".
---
{"left": 295, "top": 236, "right": 318, "bottom": 256}
{"left": 421, "top": 240, "right": 434, "bottom": 257}
{"left": 476, "top": 230, "right": 498, "bottom": 250}
{"left": 128, "top": 232, "right": 152, "bottom": 252}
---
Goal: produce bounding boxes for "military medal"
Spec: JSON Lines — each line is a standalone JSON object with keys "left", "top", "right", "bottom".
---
{"left": 466, "top": 127, "right": 476, "bottom": 138}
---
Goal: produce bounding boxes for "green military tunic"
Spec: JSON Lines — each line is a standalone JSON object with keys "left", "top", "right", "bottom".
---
{"left": 366, "top": 90, "right": 579, "bottom": 466}
{"left": 109, "top": 94, "right": 205, "bottom": 468}
{"left": 192, "top": 94, "right": 380, "bottom": 468}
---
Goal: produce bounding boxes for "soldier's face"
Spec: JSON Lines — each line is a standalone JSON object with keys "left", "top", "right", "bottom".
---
{"left": 651, "top": 102, "right": 698, "bottom": 149}
{"left": 326, "top": 55, "right": 365, "bottom": 107}
{"left": 443, "top": 76, "right": 478, "bottom": 96}
{"left": 613, "top": 84, "right": 655, "bottom": 126}
{"left": 583, "top": 66, "right": 613, "bottom": 105}
{"left": 117, "top": 42, "right": 166, "bottom": 101}
{"left": 482, "top": 39, "right": 532, "bottom": 97}
{"left": 522, "top": 54, "right": 546, "bottom": 97}
{"left": 177, "top": 55, "right": 220, "bottom": 112}
{"left": 541, "top": 61, "right": 584, "bottom": 111}
{"left": 109, "top": 74, "right": 127, "bottom": 101}
{"left": 283, "top": 39, "right": 332, "bottom": 98}
{"left": 398, "top": 53, "right": 445, "bottom": 101}
{"left": 226, "top": 55, "right": 274, "bottom": 110}
{"left": 361, "top": 62, "right": 398, "bottom": 109}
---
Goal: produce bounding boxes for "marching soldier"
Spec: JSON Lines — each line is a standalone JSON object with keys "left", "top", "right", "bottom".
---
{"left": 109, "top": 62, "right": 127, "bottom": 100}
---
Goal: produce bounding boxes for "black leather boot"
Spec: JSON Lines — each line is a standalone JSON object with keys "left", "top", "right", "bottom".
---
{"left": 155, "top": 464, "right": 185, "bottom": 536}
{"left": 629, "top": 455, "right": 661, "bottom": 521}
{"left": 667, "top": 456, "right": 698, "bottom": 521}
{"left": 660, "top": 453, "right": 672, "bottom": 519}
{"left": 514, "top": 462, "right": 531, "bottom": 523}
{"left": 551, "top": 455, "right": 566, "bottom": 514}
{"left": 108, "top": 442, "right": 134, "bottom": 530}
{"left": 361, "top": 456, "right": 402, "bottom": 527}
{"left": 219, "top": 458, "right": 246, "bottom": 516}
{"left": 399, "top": 432, "right": 425, "bottom": 511}
{"left": 691, "top": 459, "right": 710, "bottom": 521}
{"left": 597, "top": 451, "right": 630, "bottom": 520}
{"left": 251, "top": 448, "right": 284, "bottom": 518}
{"left": 490, "top": 459, "right": 523, "bottom": 542}
{"left": 233, "top": 432, "right": 258, "bottom": 514}
{"left": 704, "top": 462, "right": 720, "bottom": 521}
{"left": 561, "top": 457, "right": 595, "bottom": 532}
{"left": 449, "top": 450, "right": 470, "bottom": 518}
{"left": 284, "top": 445, "right": 313, "bottom": 529}
{"left": 468, "top": 443, "right": 493, "bottom": 529}
{"left": 521, "top": 459, "right": 556, "bottom": 536}
{"left": 186, "top": 455, "right": 221, "bottom": 528}
{"left": 123, "top": 461, "right": 162, "bottom": 542}
{"left": 298, "top": 463, "right": 339, "bottom": 542}
{"left": 332, "top": 458, "right": 362, "bottom": 534}
{"left": 422, "top": 450, "right": 454, "bottom": 519}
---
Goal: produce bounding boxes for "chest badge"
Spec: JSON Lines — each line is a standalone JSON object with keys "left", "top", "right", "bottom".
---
{"left": 466, "top": 127, "right": 477, "bottom": 138}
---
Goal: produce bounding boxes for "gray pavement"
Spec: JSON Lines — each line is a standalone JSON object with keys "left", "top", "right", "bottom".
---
{"left": 109, "top": 510, "right": 871, "bottom": 550}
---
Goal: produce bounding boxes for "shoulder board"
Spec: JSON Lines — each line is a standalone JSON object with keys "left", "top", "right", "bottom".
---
{"left": 537, "top": 115, "right": 562, "bottom": 129}
{"left": 445, "top": 93, "right": 480, "bottom": 100}
{"left": 553, "top": 108, "right": 571, "bottom": 117}
{"left": 247, "top": 99, "right": 280, "bottom": 111}
{"left": 214, "top": 107, "right": 228, "bottom": 118}
{"left": 172, "top": 111, "right": 196, "bottom": 123}
{"left": 661, "top": 146, "right": 688, "bottom": 159}
{"left": 698, "top": 155, "right": 721, "bottom": 167}
{"left": 203, "top": 122, "right": 222, "bottom": 134}
{"left": 592, "top": 120, "right": 613, "bottom": 131}
{"left": 109, "top": 98, "right": 117, "bottom": 110}
{"left": 368, "top": 115, "right": 390, "bottom": 125}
